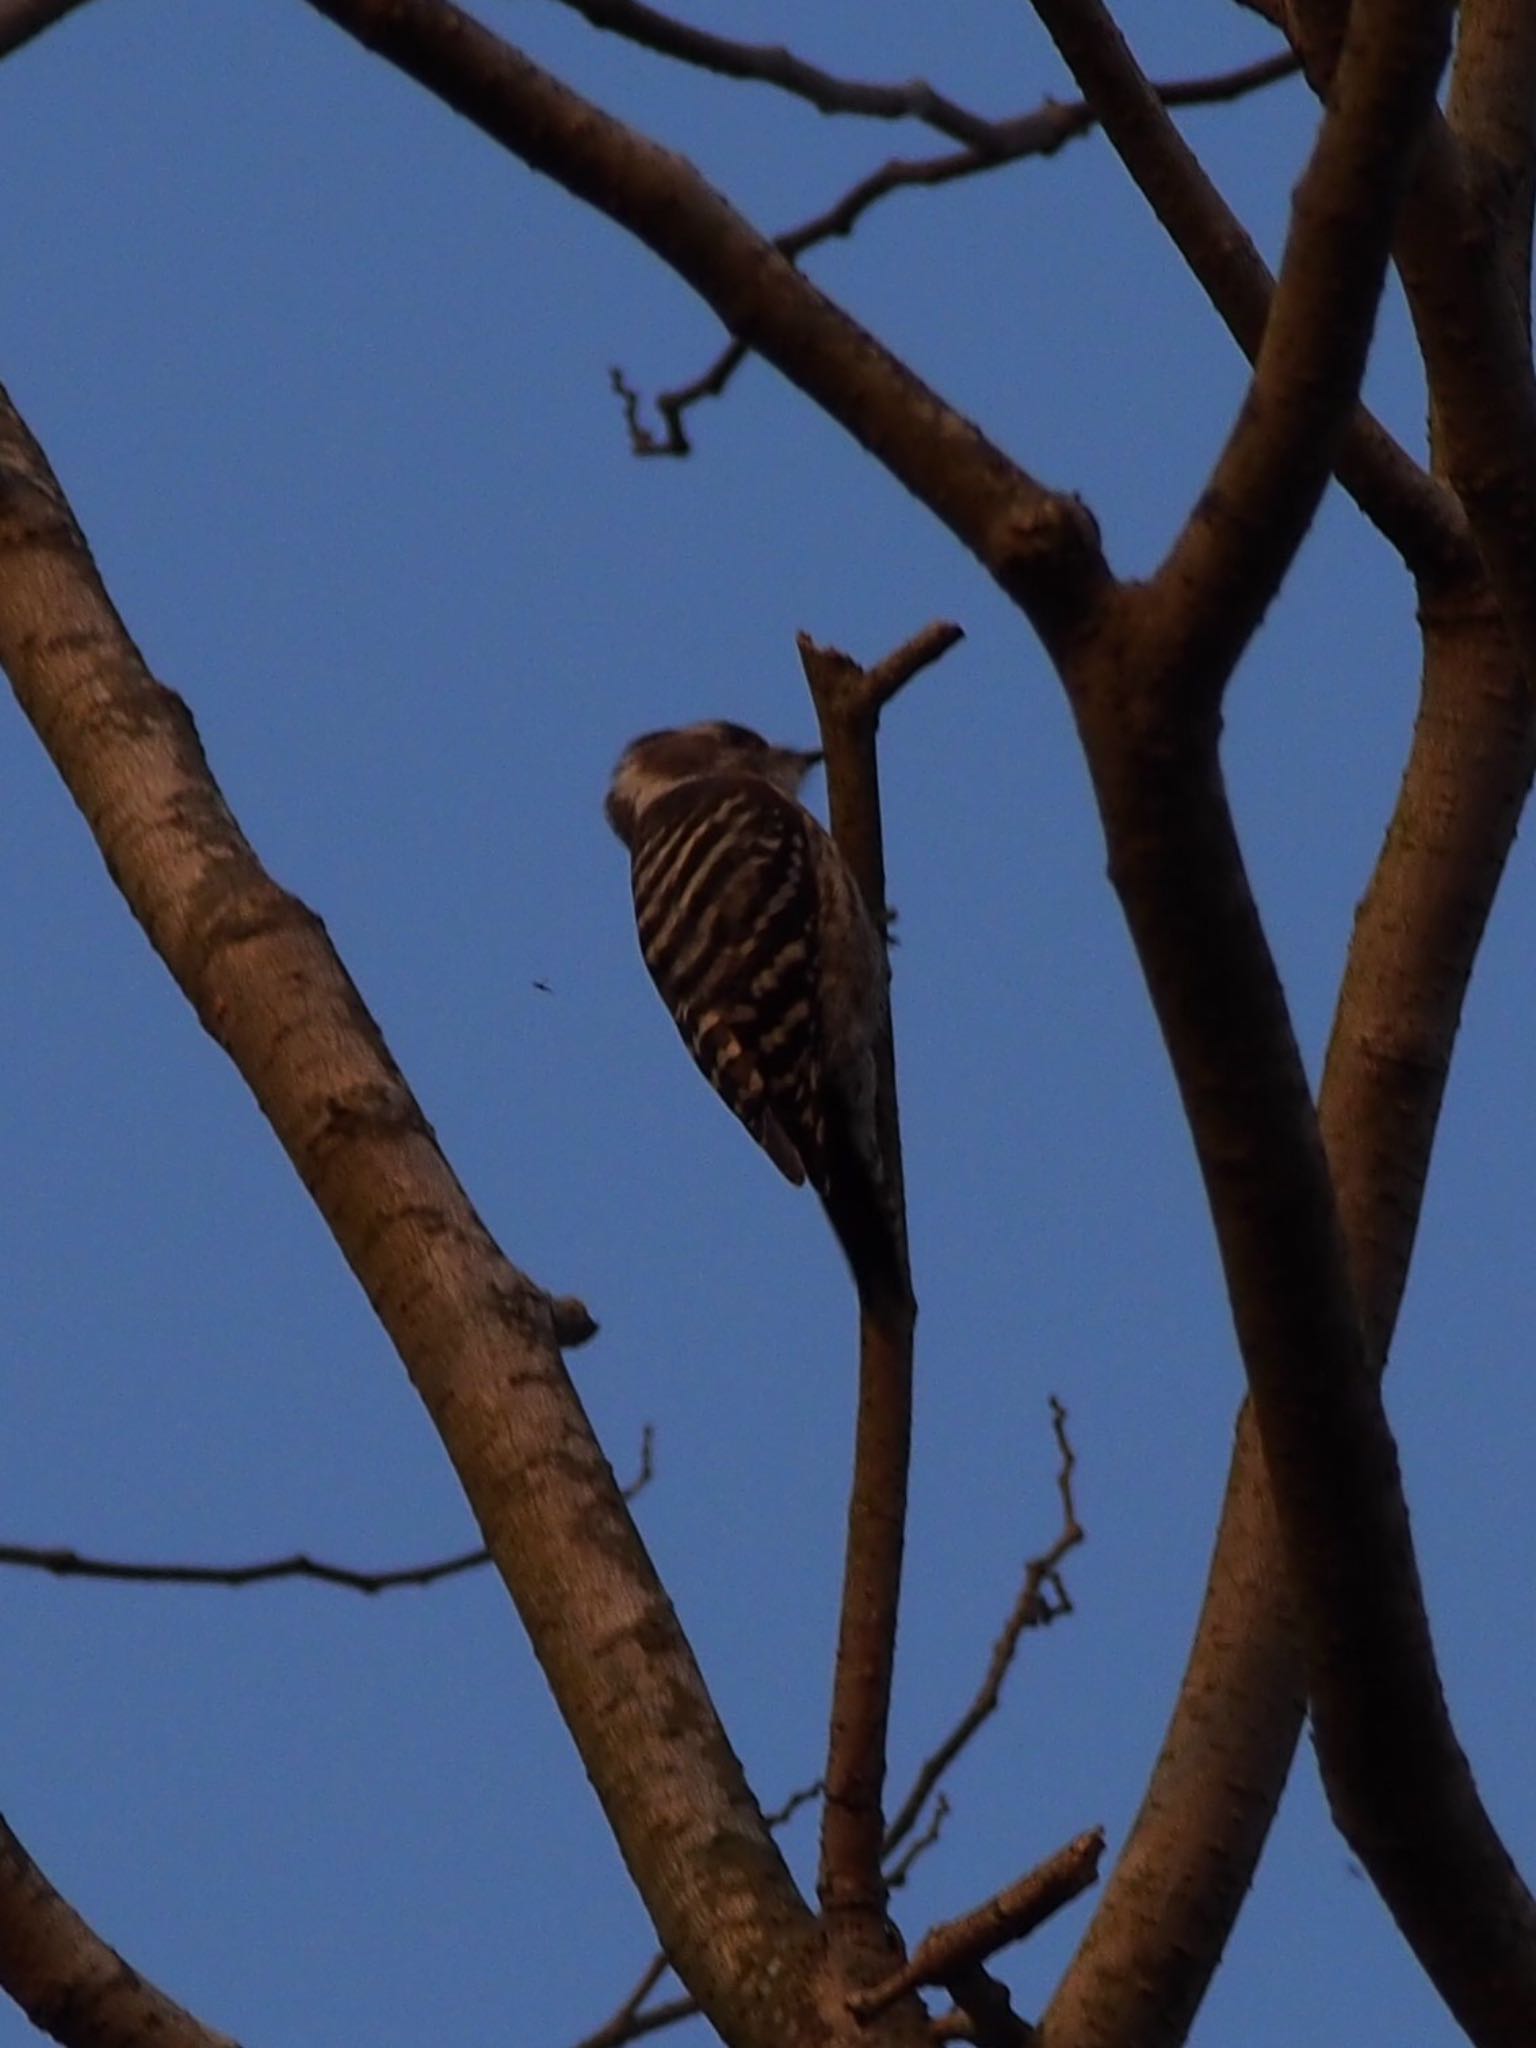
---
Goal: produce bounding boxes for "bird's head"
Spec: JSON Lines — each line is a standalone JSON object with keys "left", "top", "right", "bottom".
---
{"left": 605, "top": 720, "right": 822, "bottom": 842}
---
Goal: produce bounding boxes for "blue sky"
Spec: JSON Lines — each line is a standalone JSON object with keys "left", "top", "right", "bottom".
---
{"left": 3, "top": 5, "right": 1531, "bottom": 2045}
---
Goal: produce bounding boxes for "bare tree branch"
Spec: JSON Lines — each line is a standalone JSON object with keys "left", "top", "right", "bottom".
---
{"left": 0, "top": 0, "right": 95, "bottom": 62}
{"left": 886, "top": 1398, "right": 1081, "bottom": 1858}
{"left": 995, "top": 3, "right": 1536, "bottom": 2037}
{"left": 570, "top": 1953, "right": 673, "bottom": 2048}
{"left": 547, "top": 0, "right": 1005, "bottom": 149}
{"left": 796, "top": 629, "right": 931, "bottom": 1960}
{"left": 1045, "top": 563, "right": 1536, "bottom": 2048}
{"left": 303, "top": 0, "right": 1115, "bottom": 654}
{"left": 0, "top": 1813, "right": 240, "bottom": 2048}
{"left": 1446, "top": 0, "right": 1536, "bottom": 319}
{"left": 850, "top": 1832, "right": 1106, "bottom": 2021}
{"left": 0, "top": 384, "right": 835, "bottom": 2048}
{"left": 885, "top": 1797, "right": 952, "bottom": 1893}
{"left": 1028, "top": 0, "right": 1457, "bottom": 697}
{"left": 612, "top": 55, "right": 1322, "bottom": 465}
{"left": 0, "top": 1540, "right": 492, "bottom": 1593}
{"left": 1012, "top": 1, "right": 1470, "bottom": 588}
{"left": 0, "top": 1430, "right": 654, "bottom": 1594}
{"left": 1288, "top": 0, "right": 1536, "bottom": 686}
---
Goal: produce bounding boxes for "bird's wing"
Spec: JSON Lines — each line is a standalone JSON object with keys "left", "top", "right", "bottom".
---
{"left": 630, "top": 777, "right": 828, "bottom": 1190}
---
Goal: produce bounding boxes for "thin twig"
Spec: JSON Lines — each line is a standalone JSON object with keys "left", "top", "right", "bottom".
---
{"left": 763, "top": 1778, "right": 824, "bottom": 1830}
{"left": 0, "top": 1431, "right": 655, "bottom": 1593}
{"left": 0, "top": 1540, "right": 492, "bottom": 1594}
{"left": 849, "top": 1830, "right": 1106, "bottom": 2020}
{"left": 550, "top": 0, "right": 1005, "bottom": 149}
{"left": 885, "top": 1795, "right": 950, "bottom": 1890}
{"left": 569, "top": 1991, "right": 698, "bottom": 2048}
{"left": 612, "top": 53, "right": 1300, "bottom": 457}
{"left": 568, "top": 1953, "right": 674, "bottom": 2048}
{"left": 866, "top": 622, "right": 966, "bottom": 710}
{"left": 885, "top": 1399, "right": 1082, "bottom": 1856}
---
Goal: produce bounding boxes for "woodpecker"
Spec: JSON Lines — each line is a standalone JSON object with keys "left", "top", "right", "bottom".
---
{"left": 606, "top": 720, "right": 906, "bottom": 1315}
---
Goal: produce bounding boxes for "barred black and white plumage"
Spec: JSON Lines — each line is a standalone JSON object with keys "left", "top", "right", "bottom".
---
{"left": 606, "top": 720, "right": 904, "bottom": 1313}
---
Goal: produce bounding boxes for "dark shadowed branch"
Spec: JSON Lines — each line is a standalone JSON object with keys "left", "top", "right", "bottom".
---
{"left": 0, "top": 1539, "right": 491, "bottom": 1594}
{"left": 1038, "top": 0, "right": 1536, "bottom": 2033}
{"left": 885, "top": 1797, "right": 951, "bottom": 1892}
{"left": 1034, "top": 0, "right": 1454, "bottom": 692}
{"left": 1018, "top": 0, "right": 1469, "bottom": 588}
{"left": 1282, "top": 0, "right": 1536, "bottom": 684}
{"left": 1045, "top": 523, "right": 1536, "bottom": 2048}
{"left": 0, "top": 0, "right": 94, "bottom": 61}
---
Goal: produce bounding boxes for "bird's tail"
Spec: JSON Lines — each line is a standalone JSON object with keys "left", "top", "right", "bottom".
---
{"left": 817, "top": 1123, "right": 912, "bottom": 1325}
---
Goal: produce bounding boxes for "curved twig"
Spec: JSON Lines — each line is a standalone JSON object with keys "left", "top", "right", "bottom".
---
{"left": 886, "top": 1398, "right": 1081, "bottom": 1858}
{"left": 548, "top": 0, "right": 1004, "bottom": 149}
{"left": 0, "top": 1431, "right": 653, "bottom": 1594}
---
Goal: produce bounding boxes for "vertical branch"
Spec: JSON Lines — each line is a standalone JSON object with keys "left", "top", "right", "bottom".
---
{"left": 796, "top": 625, "right": 958, "bottom": 1965}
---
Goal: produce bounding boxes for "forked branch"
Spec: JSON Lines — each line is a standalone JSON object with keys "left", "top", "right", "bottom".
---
{"left": 849, "top": 1831, "right": 1106, "bottom": 2022}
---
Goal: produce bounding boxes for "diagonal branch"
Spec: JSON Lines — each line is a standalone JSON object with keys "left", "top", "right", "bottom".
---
{"left": 302, "top": 0, "right": 1116, "bottom": 655}
{"left": 0, "top": 385, "right": 825, "bottom": 2048}
{"left": 1074, "top": 674, "right": 1536, "bottom": 2044}
{"left": 0, "top": 1813, "right": 239, "bottom": 2048}
{"left": 1041, "top": 12, "right": 1536, "bottom": 2043}
{"left": 0, "top": 0, "right": 96, "bottom": 61}
{"left": 1283, "top": 0, "right": 1536, "bottom": 686}
{"left": 1018, "top": 1, "right": 1468, "bottom": 585}
{"left": 607, "top": 42, "right": 1450, "bottom": 552}
{"left": 1143, "top": 0, "right": 1450, "bottom": 691}
{"left": 1029, "top": 0, "right": 1457, "bottom": 702}
{"left": 850, "top": 1831, "right": 1105, "bottom": 2022}
{"left": 1044, "top": 590, "right": 1536, "bottom": 2048}
{"left": 1035, "top": 3, "right": 1536, "bottom": 2036}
